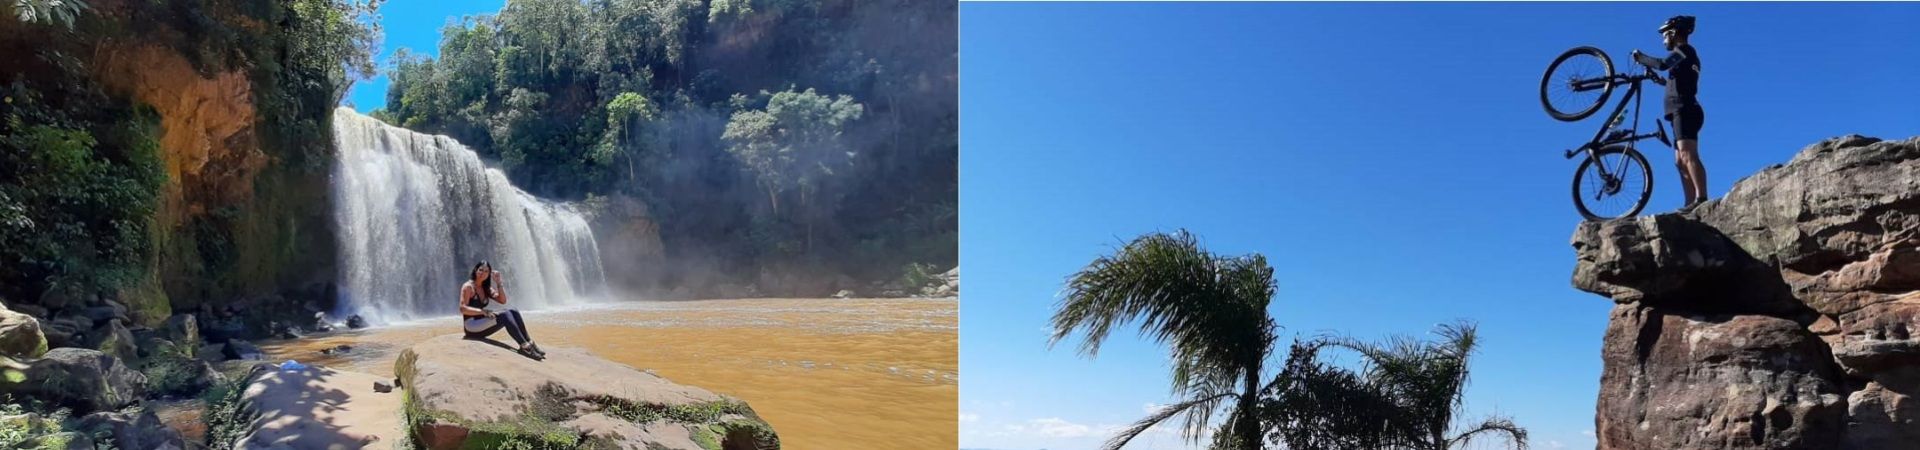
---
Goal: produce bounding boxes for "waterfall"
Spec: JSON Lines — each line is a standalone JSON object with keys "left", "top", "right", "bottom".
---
{"left": 330, "top": 108, "right": 607, "bottom": 323}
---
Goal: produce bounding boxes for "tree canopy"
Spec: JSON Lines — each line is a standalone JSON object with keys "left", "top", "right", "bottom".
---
{"left": 380, "top": 0, "right": 956, "bottom": 292}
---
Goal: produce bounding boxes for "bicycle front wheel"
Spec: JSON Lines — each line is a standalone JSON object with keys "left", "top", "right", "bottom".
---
{"left": 1572, "top": 146, "right": 1652, "bottom": 221}
{"left": 1540, "top": 46, "right": 1614, "bottom": 122}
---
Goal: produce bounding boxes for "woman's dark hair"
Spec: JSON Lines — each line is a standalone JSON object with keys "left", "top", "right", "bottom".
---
{"left": 471, "top": 261, "right": 493, "bottom": 296}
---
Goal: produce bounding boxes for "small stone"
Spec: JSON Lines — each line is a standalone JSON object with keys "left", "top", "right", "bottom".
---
{"left": 373, "top": 380, "right": 393, "bottom": 393}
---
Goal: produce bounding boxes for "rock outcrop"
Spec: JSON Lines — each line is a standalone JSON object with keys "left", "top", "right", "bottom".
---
{"left": 0, "top": 348, "right": 147, "bottom": 414}
{"left": 75, "top": 406, "right": 188, "bottom": 450}
{"left": 1574, "top": 136, "right": 1920, "bottom": 449}
{"left": 0, "top": 304, "right": 49, "bottom": 359}
{"left": 395, "top": 334, "right": 779, "bottom": 449}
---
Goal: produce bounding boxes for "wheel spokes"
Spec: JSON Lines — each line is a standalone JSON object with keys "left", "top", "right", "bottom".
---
{"left": 1580, "top": 153, "right": 1647, "bottom": 219}
{"left": 1549, "top": 56, "right": 1607, "bottom": 115}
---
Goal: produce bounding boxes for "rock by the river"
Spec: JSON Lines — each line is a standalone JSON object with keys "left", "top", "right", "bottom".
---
{"left": 199, "top": 343, "right": 228, "bottom": 363}
{"left": 223, "top": 339, "right": 264, "bottom": 360}
{"left": 93, "top": 319, "right": 138, "bottom": 364}
{"left": 0, "top": 303, "right": 49, "bottom": 359}
{"left": 76, "top": 406, "right": 187, "bottom": 450}
{"left": 396, "top": 334, "right": 779, "bottom": 449}
{"left": 0, "top": 347, "right": 147, "bottom": 413}
{"left": 160, "top": 313, "right": 199, "bottom": 350}
{"left": 1572, "top": 136, "right": 1920, "bottom": 448}
{"left": 346, "top": 314, "right": 367, "bottom": 329}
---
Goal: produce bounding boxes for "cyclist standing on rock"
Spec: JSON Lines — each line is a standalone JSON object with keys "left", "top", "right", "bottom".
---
{"left": 1634, "top": 15, "right": 1707, "bottom": 210}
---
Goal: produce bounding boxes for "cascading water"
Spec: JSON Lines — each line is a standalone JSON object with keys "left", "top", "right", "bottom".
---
{"left": 330, "top": 108, "right": 607, "bottom": 323}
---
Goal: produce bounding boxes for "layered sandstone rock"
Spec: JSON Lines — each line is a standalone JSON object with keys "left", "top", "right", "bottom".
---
{"left": 1574, "top": 136, "right": 1920, "bottom": 449}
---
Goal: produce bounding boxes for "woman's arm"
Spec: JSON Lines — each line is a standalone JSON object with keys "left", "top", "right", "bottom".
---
{"left": 491, "top": 271, "right": 509, "bottom": 304}
{"left": 460, "top": 284, "right": 491, "bottom": 316}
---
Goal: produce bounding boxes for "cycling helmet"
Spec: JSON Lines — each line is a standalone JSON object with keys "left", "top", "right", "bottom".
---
{"left": 1659, "top": 15, "right": 1695, "bottom": 35}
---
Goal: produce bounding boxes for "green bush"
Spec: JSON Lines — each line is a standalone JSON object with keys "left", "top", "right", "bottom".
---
{"left": 199, "top": 374, "right": 253, "bottom": 450}
{"left": 0, "top": 396, "right": 116, "bottom": 450}
{"left": 0, "top": 81, "right": 164, "bottom": 307}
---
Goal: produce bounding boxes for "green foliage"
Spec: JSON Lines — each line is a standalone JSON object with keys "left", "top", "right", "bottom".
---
{"left": 200, "top": 374, "right": 253, "bottom": 450}
{"left": 1053, "top": 232, "right": 1526, "bottom": 450}
{"left": 590, "top": 396, "right": 754, "bottom": 425}
{"left": 0, "top": 81, "right": 164, "bottom": 305}
{"left": 283, "top": 0, "right": 382, "bottom": 101}
{"left": 7, "top": 0, "right": 89, "bottom": 29}
{"left": 0, "top": 395, "right": 116, "bottom": 450}
{"left": 1052, "top": 230, "right": 1278, "bottom": 450}
{"left": 723, "top": 88, "right": 863, "bottom": 209}
{"left": 898, "top": 261, "right": 938, "bottom": 291}
{"left": 139, "top": 344, "right": 207, "bottom": 399}
{"left": 381, "top": 0, "right": 956, "bottom": 291}
{"left": 1263, "top": 322, "right": 1527, "bottom": 450}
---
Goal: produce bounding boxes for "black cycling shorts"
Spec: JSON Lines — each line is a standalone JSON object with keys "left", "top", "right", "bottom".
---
{"left": 1667, "top": 104, "right": 1704, "bottom": 141}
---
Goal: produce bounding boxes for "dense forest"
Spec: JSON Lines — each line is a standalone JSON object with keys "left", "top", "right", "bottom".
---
{"left": 0, "top": 0, "right": 377, "bottom": 328}
{"left": 375, "top": 0, "right": 957, "bottom": 296}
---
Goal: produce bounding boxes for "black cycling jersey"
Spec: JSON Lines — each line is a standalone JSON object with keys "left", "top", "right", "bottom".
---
{"left": 1659, "top": 44, "right": 1701, "bottom": 113}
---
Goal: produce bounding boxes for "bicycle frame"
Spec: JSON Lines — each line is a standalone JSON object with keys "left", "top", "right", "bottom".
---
{"left": 1561, "top": 68, "right": 1672, "bottom": 164}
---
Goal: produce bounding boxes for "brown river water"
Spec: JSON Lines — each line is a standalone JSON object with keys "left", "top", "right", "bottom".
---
{"left": 255, "top": 297, "right": 958, "bottom": 449}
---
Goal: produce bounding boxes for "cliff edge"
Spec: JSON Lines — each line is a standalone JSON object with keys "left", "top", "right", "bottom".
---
{"left": 1573, "top": 135, "right": 1920, "bottom": 449}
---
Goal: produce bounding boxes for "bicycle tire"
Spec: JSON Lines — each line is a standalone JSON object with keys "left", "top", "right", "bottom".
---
{"left": 1572, "top": 146, "right": 1652, "bottom": 221}
{"left": 1541, "top": 46, "right": 1615, "bottom": 122}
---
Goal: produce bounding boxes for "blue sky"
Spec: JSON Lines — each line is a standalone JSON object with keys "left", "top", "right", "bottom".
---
{"left": 959, "top": 3, "right": 1920, "bottom": 450}
{"left": 340, "top": 1, "right": 504, "bottom": 112}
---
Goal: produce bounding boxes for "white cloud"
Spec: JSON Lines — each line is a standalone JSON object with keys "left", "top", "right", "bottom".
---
{"left": 960, "top": 412, "right": 981, "bottom": 423}
{"left": 1581, "top": 429, "right": 1595, "bottom": 437}
{"left": 1031, "top": 417, "right": 1096, "bottom": 438}
{"left": 1548, "top": 440, "right": 1566, "bottom": 449}
{"left": 1143, "top": 402, "right": 1166, "bottom": 414}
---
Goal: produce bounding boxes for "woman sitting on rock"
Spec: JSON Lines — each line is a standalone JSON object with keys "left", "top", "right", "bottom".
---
{"left": 460, "top": 261, "right": 545, "bottom": 358}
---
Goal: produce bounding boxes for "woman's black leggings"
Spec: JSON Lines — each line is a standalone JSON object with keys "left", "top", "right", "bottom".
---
{"left": 468, "top": 309, "right": 533, "bottom": 345}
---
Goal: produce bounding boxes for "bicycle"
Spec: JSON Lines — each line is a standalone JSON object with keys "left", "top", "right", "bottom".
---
{"left": 1539, "top": 46, "right": 1673, "bottom": 221}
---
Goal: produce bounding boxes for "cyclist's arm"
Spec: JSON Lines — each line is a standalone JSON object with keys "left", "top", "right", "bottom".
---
{"left": 1633, "top": 50, "right": 1686, "bottom": 71}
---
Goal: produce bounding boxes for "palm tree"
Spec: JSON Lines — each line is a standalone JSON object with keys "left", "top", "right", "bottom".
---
{"left": 1049, "top": 230, "right": 1278, "bottom": 450}
{"left": 1265, "top": 321, "right": 1527, "bottom": 450}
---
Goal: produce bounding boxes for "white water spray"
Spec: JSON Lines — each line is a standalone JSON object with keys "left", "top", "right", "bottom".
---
{"left": 330, "top": 108, "right": 607, "bottom": 323}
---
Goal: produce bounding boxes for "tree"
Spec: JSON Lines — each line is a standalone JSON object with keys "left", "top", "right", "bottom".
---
{"left": 1265, "top": 322, "right": 1528, "bottom": 450}
{"left": 722, "top": 87, "right": 863, "bottom": 251}
{"left": 1049, "top": 230, "right": 1278, "bottom": 450}
{"left": 600, "top": 92, "right": 659, "bottom": 183}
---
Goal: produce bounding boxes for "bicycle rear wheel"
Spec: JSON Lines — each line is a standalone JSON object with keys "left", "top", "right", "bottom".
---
{"left": 1572, "top": 146, "right": 1652, "bottom": 221}
{"left": 1540, "top": 46, "right": 1614, "bottom": 122}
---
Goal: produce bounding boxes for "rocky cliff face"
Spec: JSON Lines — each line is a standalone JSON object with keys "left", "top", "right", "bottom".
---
{"left": 0, "top": 0, "right": 340, "bottom": 329}
{"left": 1574, "top": 135, "right": 1920, "bottom": 449}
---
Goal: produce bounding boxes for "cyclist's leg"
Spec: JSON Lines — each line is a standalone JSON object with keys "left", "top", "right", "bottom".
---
{"left": 1677, "top": 140, "right": 1701, "bottom": 203}
{"left": 1668, "top": 113, "right": 1699, "bottom": 204}
{"left": 1678, "top": 106, "right": 1707, "bottom": 203}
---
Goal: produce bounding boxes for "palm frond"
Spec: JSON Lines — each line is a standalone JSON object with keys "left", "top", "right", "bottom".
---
{"left": 1446, "top": 415, "right": 1527, "bottom": 450}
{"left": 1103, "top": 392, "right": 1238, "bottom": 450}
{"left": 1050, "top": 230, "right": 1277, "bottom": 398}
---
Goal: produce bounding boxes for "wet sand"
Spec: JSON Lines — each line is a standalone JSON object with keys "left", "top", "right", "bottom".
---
{"left": 257, "top": 297, "right": 957, "bottom": 449}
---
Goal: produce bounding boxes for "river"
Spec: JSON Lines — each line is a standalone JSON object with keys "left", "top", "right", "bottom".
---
{"left": 257, "top": 297, "right": 958, "bottom": 449}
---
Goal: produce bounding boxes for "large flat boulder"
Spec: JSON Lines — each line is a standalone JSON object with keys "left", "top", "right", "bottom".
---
{"left": 395, "top": 334, "right": 778, "bottom": 450}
